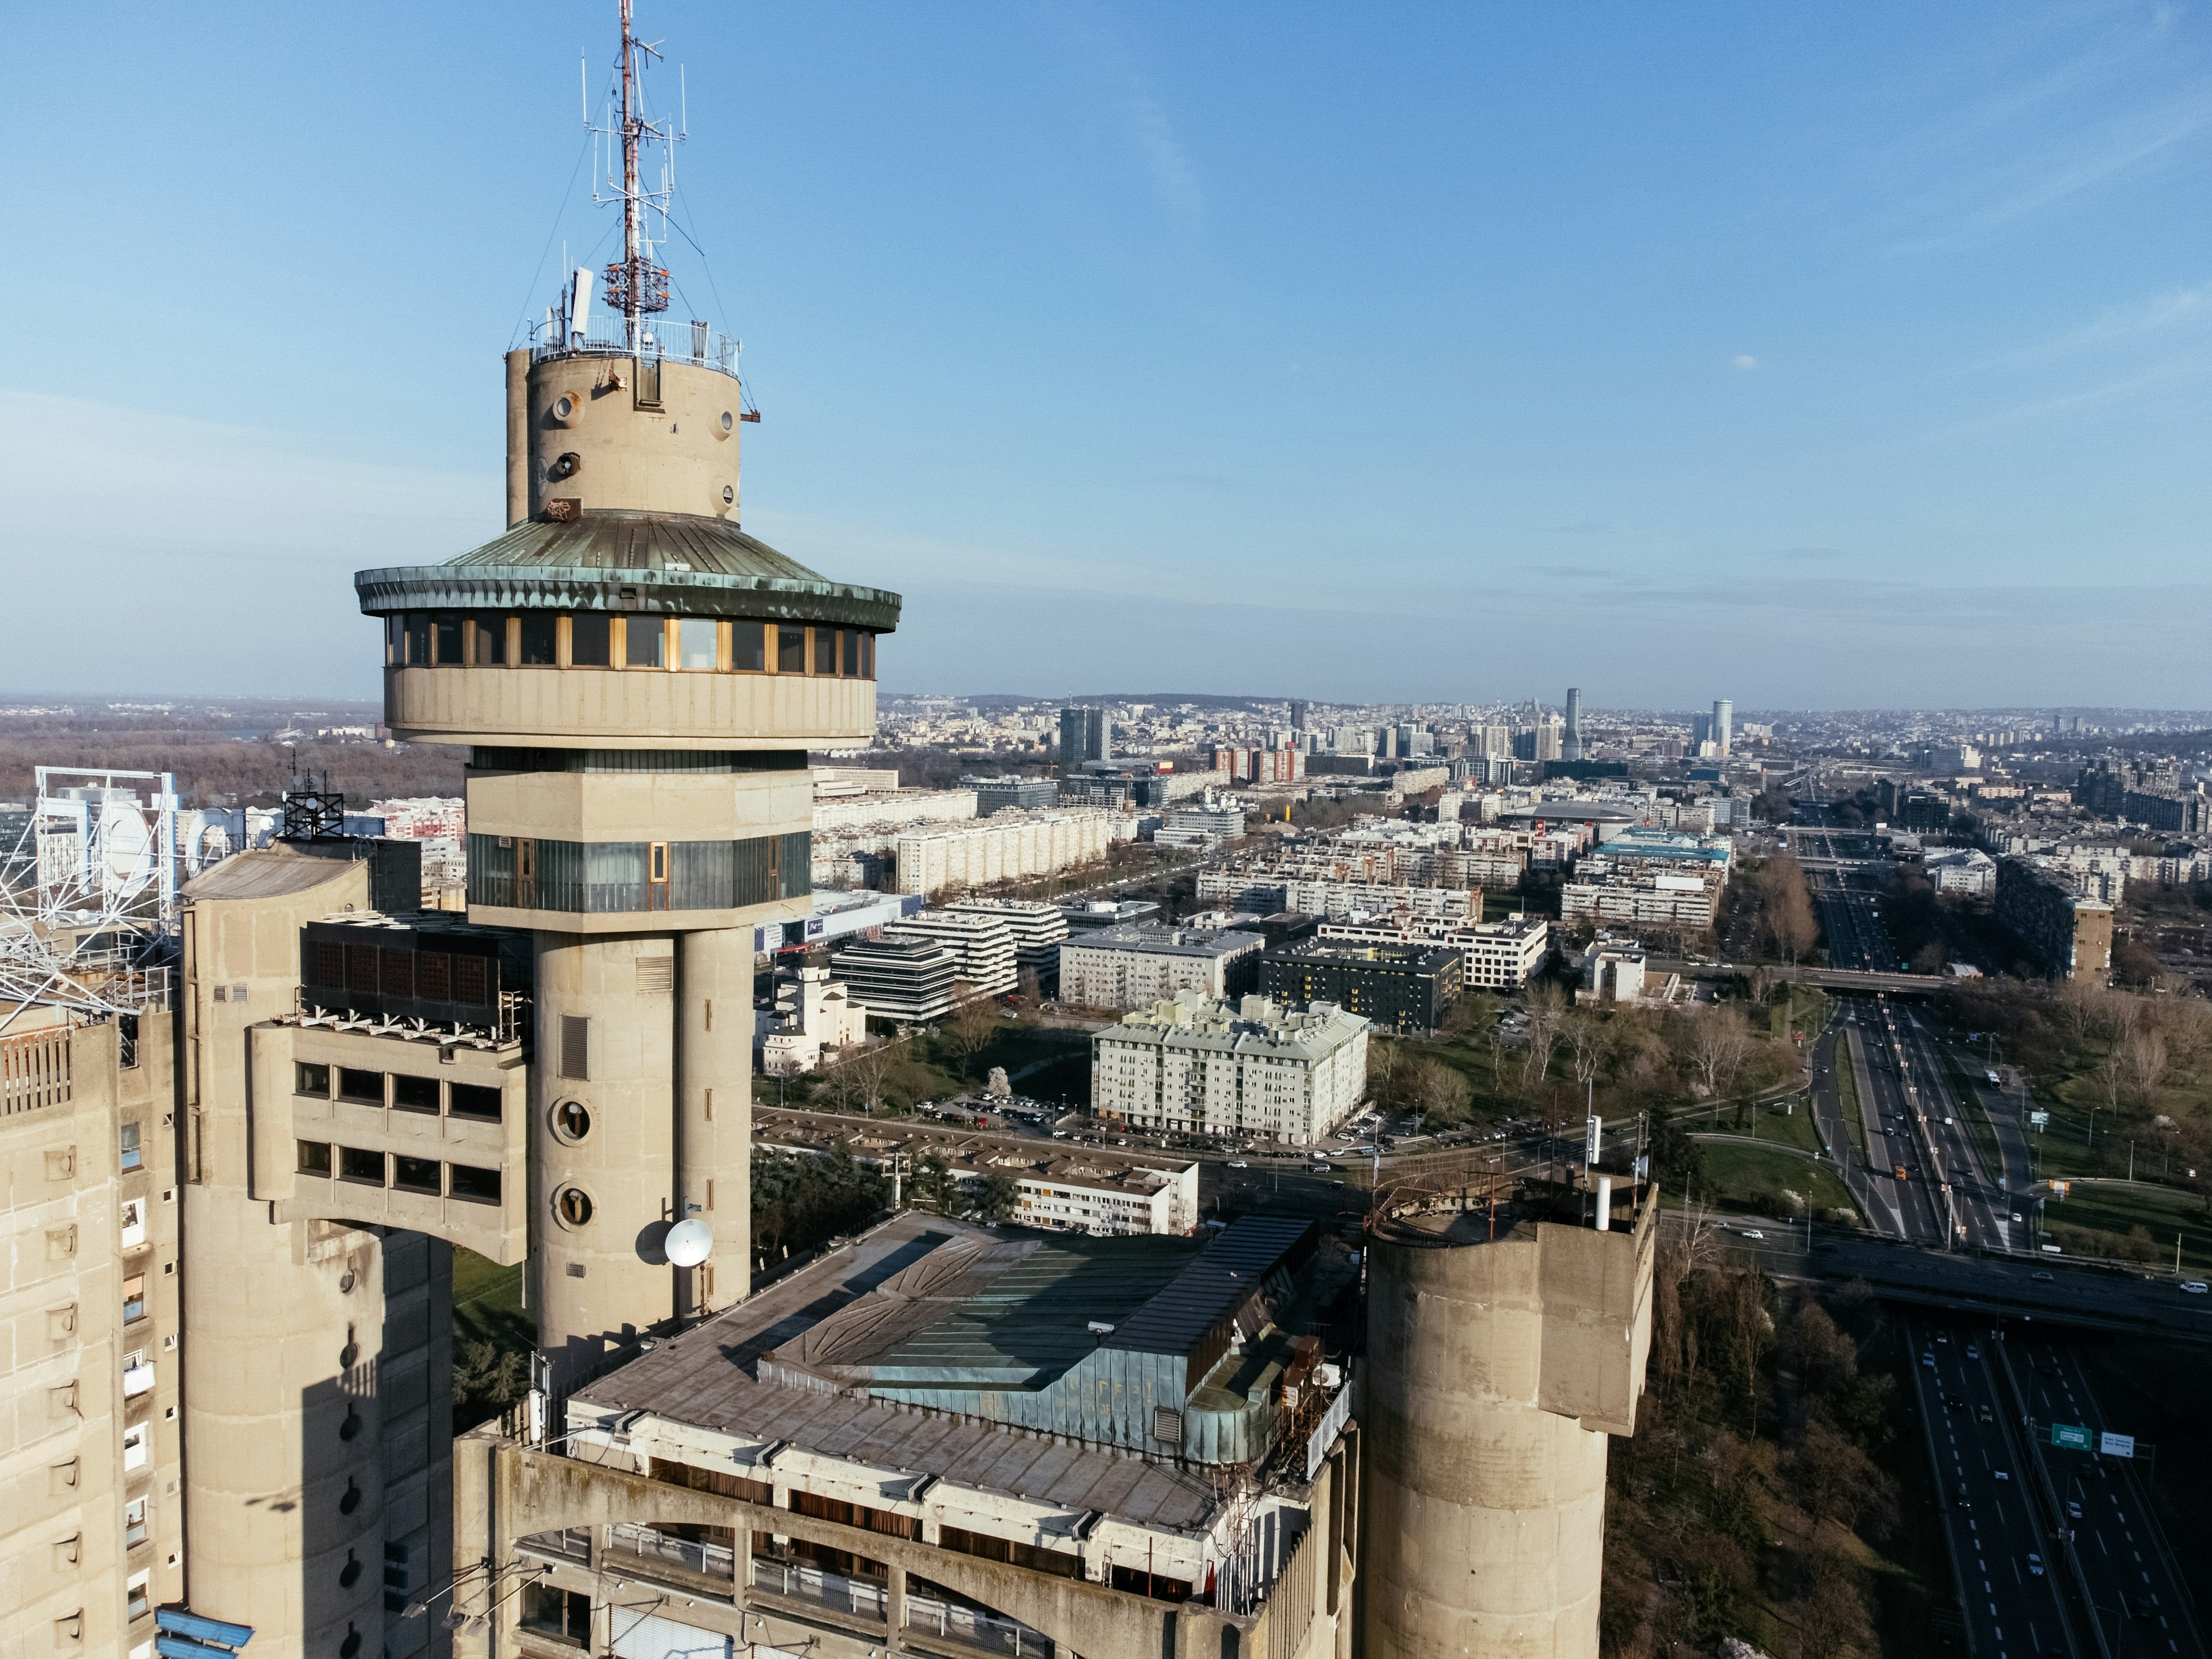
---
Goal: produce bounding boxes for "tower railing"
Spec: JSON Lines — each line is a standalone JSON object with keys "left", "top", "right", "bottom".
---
{"left": 529, "top": 312, "right": 738, "bottom": 379}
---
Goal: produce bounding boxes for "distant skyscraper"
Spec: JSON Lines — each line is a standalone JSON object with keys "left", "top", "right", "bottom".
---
{"left": 1561, "top": 687, "right": 1583, "bottom": 762}
{"left": 1060, "top": 704, "right": 1110, "bottom": 774}
{"left": 1290, "top": 699, "right": 1310, "bottom": 732}
{"left": 1711, "top": 698, "right": 1732, "bottom": 758}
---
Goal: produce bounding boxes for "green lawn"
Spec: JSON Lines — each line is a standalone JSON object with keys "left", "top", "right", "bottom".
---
{"left": 2041, "top": 1181, "right": 2212, "bottom": 1274}
{"left": 1834, "top": 1031, "right": 1867, "bottom": 1158}
{"left": 1694, "top": 1138, "right": 1858, "bottom": 1219}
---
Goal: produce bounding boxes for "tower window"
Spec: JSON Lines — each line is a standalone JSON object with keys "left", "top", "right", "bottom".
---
{"left": 736, "top": 623, "right": 767, "bottom": 672}
{"left": 677, "top": 618, "right": 717, "bottom": 670}
{"left": 404, "top": 613, "right": 431, "bottom": 666}
{"left": 471, "top": 613, "right": 508, "bottom": 665}
{"left": 626, "top": 617, "right": 666, "bottom": 668}
{"left": 433, "top": 613, "right": 465, "bottom": 665}
{"left": 777, "top": 626, "right": 805, "bottom": 674}
{"left": 518, "top": 614, "right": 558, "bottom": 665}
{"left": 570, "top": 613, "right": 612, "bottom": 666}
{"left": 843, "top": 628, "right": 860, "bottom": 677}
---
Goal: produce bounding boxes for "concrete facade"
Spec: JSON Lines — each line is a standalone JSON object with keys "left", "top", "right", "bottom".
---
{"left": 1364, "top": 1185, "right": 1656, "bottom": 1659}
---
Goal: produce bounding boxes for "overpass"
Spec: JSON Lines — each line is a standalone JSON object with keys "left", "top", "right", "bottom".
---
{"left": 1651, "top": 957, "right": 1952, "bottom": 995}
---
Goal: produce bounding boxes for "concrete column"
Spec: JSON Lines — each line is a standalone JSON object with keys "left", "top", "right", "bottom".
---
{"left": 676, "top": 926, "right": 753, "bottom": 1317}
{"left": 183, "top": 1202, "right": 389, "bottom": 1656}
{"left": 532, "top": 931, "right": 678, "bottom": 1389}
{"left": 504, "top": 349, "right": 530, "bottom": 527}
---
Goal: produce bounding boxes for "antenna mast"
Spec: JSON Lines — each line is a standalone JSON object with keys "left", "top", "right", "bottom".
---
{"left": 593, "top": 0, "right": 675, "bottom": 343}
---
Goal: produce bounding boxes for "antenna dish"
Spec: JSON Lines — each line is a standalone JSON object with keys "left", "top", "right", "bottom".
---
{"left": 665, "top": 1217, "right": 713, "bottom": 1268}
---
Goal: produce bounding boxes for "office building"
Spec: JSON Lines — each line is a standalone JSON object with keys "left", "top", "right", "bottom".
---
{"left": 1259, "top": 940, "right": 1464, "bottom": 1033}
{"left": 1513, "top": 717, "right": 1564, "bottom": 763}
{"left": 1449, "top": 913, "right": 1552, "bottom": 989}
{"left": 1994, "top": 858, "right": 2113, "bottom": 983}
{"left": 752, "top": 1108, "right": 1199, "bottom": 1236}
{"left": 1094, "top": 992, "right": 1371, "bottom": 1142}
{"left": 828, "top": 933, "right": 962, "bottom": 1024}
{"left": 1059, "top": 705, "right": 1111, "bottom": 774}
{"left": 1059, "top": 923, "right": 1266, "bottom": 1010}
{"left": 941, "top": 897, "right": 1070, "bottom": 991}
{"left": 1060, "top": 897, "right": 1164, "bottom": 931}
{"left": 456, "top": 1214, "right": 1362, "bottom": 1659}
{"left": 1289, "top": 698, "right": 1310, "bottom": 731}
{"left": 960, "top": 775, "right": 1060, "bottom": 816}
{"left": 1560, "top": 687, "right": 1584, "bottom": 763}
{"left": 884, "top": 910, "right": 1020, "bottom": 998}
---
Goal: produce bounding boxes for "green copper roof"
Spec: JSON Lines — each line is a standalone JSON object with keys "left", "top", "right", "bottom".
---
{"left": 354, "top": 509, "right": 901, "bottom": 631}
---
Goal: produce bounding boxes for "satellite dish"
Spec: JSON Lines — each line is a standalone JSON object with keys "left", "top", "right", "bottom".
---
{"left": 99, "top": 808, "right": 154, "bottom": 896}
{"left": 665, "top": 1217, "right": 713, "bottom": 1268}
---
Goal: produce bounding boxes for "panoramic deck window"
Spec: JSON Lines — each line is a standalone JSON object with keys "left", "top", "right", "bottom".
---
{"left": 389, "top": 611, "right": 877, "bottom": 677}
{"left": 467, "top": 830, "right": 810, "bottom": 914}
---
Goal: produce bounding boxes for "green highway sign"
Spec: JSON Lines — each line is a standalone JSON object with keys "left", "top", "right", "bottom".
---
{"left": 2051, "top": 1422, "right": 2090, "bottom": 1450}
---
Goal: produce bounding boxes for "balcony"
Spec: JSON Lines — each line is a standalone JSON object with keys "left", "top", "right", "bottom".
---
{"left": 602, "top": 1522, "right": 738, "bottom": 1599}
{"left": 748, "top": 1554, "right": 887, "bottom": 1623}
{"left": 904, "top": 1589, "right": 1057, "bottom": 1659}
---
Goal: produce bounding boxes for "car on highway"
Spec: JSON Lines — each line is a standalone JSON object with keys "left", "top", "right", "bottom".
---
{"left": 1738, "top": 1229, "right": 1765, "bottom": 1240}
{"left": 1965, "top": 1344, "right": 1979, "bottom": 1359}
{"left": 2182, "top": 1280, "right": 2209, "bottom": 1294}
{"left": 1955, "top": 1491, "right": 1972, "bottom": 1509}
{"left": 1979, "top": 1406, "right": 1994, "bottom": 1423}
{"left": 1228, "top": 1160, "right": 1247, "bottom": 1168}
{"left": 2032, "top": 1270, "right": 2055, "bottom": 1283}
{"left": 1922, "top": 1352, "right": 1936, "bottom": 1368}
{"left": 1993, "top": 1469, "right": 2010, "bottom": 1482}
{"left": 2025, "top": 1553, "right": 2044, "bottom": 1578}
{"left": 2067, "top": 1501, "right": 2083, "bottom": 1520}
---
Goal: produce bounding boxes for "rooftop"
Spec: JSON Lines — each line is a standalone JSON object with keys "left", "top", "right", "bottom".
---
{"left": 1067, "top": 923, "right": 1266, "bottom": 960}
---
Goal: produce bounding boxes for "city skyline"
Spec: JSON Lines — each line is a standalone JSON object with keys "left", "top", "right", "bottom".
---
{"left": 6, "top": 2, "right": 2212, "bottom": 704}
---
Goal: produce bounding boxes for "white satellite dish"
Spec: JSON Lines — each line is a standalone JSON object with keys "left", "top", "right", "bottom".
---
{"left": 98, "top": 808, "right": 154, "bottom": 897}
{"left": 665, "top": 1217, "right": 713, "bottom": 1268}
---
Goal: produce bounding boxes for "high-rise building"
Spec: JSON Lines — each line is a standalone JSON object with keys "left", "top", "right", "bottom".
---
{"left": 1289, "top": 698, "right": 1310, "bottom": 731}
{"left": 1712, "top": 698, "right": 1733, "bottom": 757}
{"left": 1561, "top": 687, "right": 1584, "bottom": 762}
{"left": 1058, "top": 705, "right": 1110, "bottom": 774}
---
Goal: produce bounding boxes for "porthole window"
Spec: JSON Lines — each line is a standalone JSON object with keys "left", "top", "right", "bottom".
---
{"left": 722, "top": 484, "right": 734, "bottom": 504}
{"left": 554, "top": 394, "right": 576, "bottom": 419}
{"left": 720, "top": 410, "right": 733, "bottom": 431}
{"left": 551, "top": 1100, "right": 592, "bottom": 1143}
{"left": 554, "top": 1186, "right": 595, "bottom": 1229}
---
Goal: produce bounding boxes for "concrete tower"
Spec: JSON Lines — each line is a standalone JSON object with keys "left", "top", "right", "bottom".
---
{"left": 354, "top": 9, "right": 899, "bottom": 1387}
{"left": 1712, "top": 698, "right": 1733, "bottom": 757}
{"left": 1362, "top": 1181, "right": 1655, "bottom": 1659}
{"left": 1560, "top": 687, "right": 1583, "bottom": 763}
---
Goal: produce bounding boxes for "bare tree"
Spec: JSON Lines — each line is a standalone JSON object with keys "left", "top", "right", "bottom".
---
{"left": 1520, "top": 982, "right": 1565, "bottom": 1089}
{"left": 1757, "top": 854, "right": 1819, "bottom": 965}
{"left": 2120, "top": 1026, "right": 2169, "bottom": 1111}
{"left": 1685, "top": 1006, "right": 1752, "bottom": 1102}
{"left": 939, "top": 985, "right": 1001, "bottom": 1080}
{"left": 1406, "top": 1056, "right": 1474, "bottom": 1127}
{"left": 1563, "top": 1008, "right": 1611, "bottom": 1090}
{"left": 1366, "top": 1037, "right": 1405, "bottom": 1113}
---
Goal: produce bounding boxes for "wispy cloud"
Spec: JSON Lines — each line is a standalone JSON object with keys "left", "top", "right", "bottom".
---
{"left": 1130, "top": 84, "right": 1203, "bottom": 233}
{"left": 1732, "top": 354, "right": 1761, "bottom": 373}
{"left": 1982, "top": 278, "right": 2212, "bottom": 366}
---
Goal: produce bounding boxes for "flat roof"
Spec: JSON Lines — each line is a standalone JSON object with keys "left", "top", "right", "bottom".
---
{"left": 1065, "top": 923, "right": 1264, "bottom": 959}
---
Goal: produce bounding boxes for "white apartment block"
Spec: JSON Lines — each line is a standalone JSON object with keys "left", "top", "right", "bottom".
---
{"left": 894, "top": 809, "right": 1116, "bottom": 899}
{"left": 1283, "top": 878, "right": 1478, "bottom": 923}
{"left": 1093, "top": 993, "right": 1369, "bottom": 1145}
{"left": 941, "top": 897, "right": 1070, "bottom": 987}
{"left": 1559, "top": 866, "right": 1724, "bottom": 930}
{"left": 1059, "top": 925, "right": 1264, "bottom": 1011}
{"left": 812, "top": 787, "right": 979, "bottom": 836}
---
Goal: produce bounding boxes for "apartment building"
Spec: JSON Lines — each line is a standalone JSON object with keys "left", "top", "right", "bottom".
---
{"left": 1059, "top": 924, "right": 1265, "bottom": 1011}
{"left": 1994, "top": 857, "right": 2114, "bottom": 983}
{"left": 1258, "top": 941, "right": 1464, "bottom": 1035}
{"left": 940, "top": 897, "right": 1069, "bottom": 992}
{"left": 1093, "top": 992, "right": 1369, "bottom": 1143}
{"left": 882, "top": 911, "right": 1019, "bottom": 998}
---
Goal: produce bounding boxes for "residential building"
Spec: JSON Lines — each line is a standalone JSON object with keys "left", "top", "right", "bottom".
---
{"left": 2125, "top": 787, "right": 2212, "bottom": 836}
{"left": 1577, "top": 935, "right": 1660, "bottom": 1004}
{"left": 961, "top": 775, "right": 1061, "bottom": 816}
{"left": 1259, "top": 941, "right": 1464, "bottom": 1033}
{"left": 1994, "top": 858, "right": 2113, "bottom": 983}
{"left": 751, "top": 1109, "right": 1198, "bottom": 1236}
{"left": 1094, "top": 992, "right": 1370, "bottom": 1142}
{"left": 1059, "top": 897, "right": 1162, "bottom": 932}
{"left": 892, "top": 808, "right": 1116, "bottom": 898}
{"left": 1059, "top": 924, "right": 1266, "bottom": 1011}
{"left": 1560, "top": 862, "right": 1725, "bottom": 931}
{"left": 1923, "top": 847, "right": 1997, "bottom": 896}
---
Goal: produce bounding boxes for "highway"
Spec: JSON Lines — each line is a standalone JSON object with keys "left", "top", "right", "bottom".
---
{"left": 1905, "top": 1312, "right": 2077, "bottom": 1659}
{"left": 2010, "top": 1339, "right": 2205, "bottom": 1659}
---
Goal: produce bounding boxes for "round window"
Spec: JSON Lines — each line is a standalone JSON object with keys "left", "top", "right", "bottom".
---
{"left": 552, "top": 1099, "right": 592, "bottom": 1143}
{"left": 720, "top": 410, "right": 734, "bottom": 431}
{"left": 722, "top": 484, "right": 734, "bottom": 504}
{"left": 554, "top": 393, "right": 576, "bottom": 419}
{"left": 555, "top": 1186, "right": 595, "bottom": 1228}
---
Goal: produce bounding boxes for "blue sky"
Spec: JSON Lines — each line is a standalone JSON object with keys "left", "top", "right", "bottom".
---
{"left": 5, "top": 2, "right": 2210, "bottom": 708}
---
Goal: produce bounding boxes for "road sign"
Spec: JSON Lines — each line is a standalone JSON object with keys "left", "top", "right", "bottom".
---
{"left": 2051, "top": 1422, "right": 2090, "bottom": 1450}
{"left": 2099, "top": 1431, "right": 2135, "bottom": 1459}
{"left": 2029, "top": 1111, "right": 2049, "bottom": 1127}
{"left": 2049, "top": 1180, "right": 2069, "bottom": 1198}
